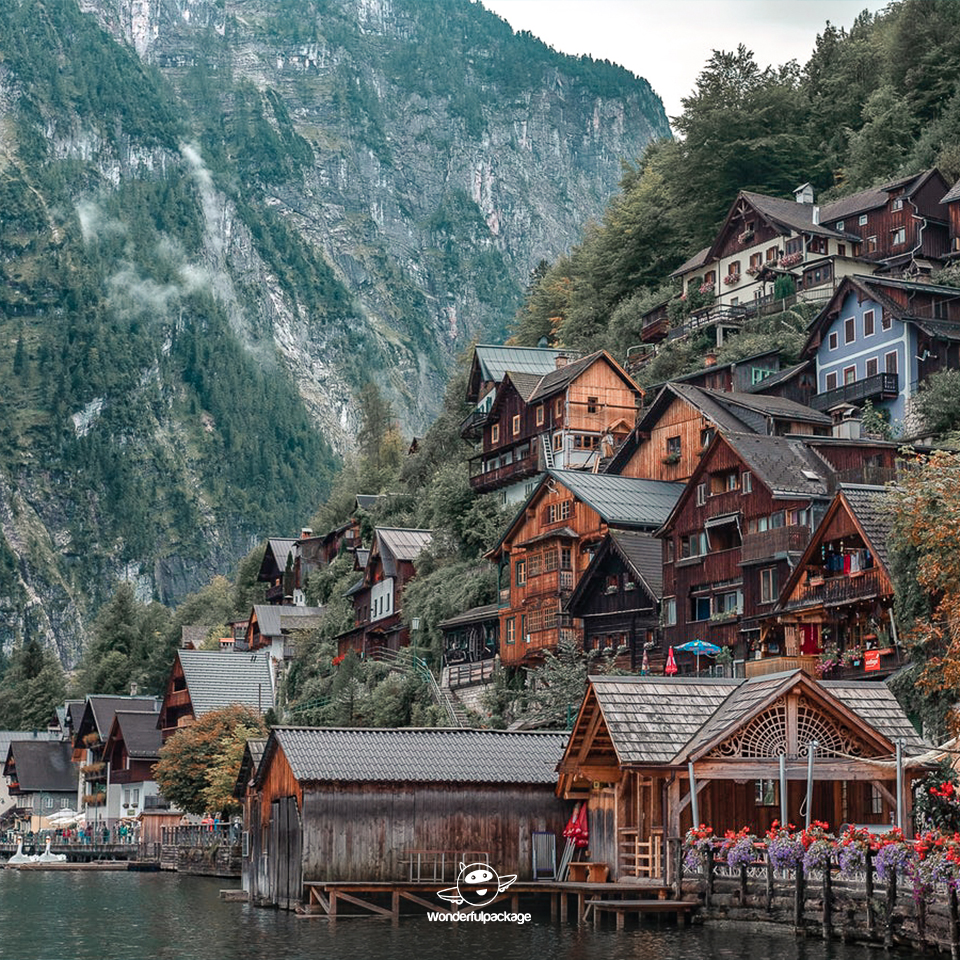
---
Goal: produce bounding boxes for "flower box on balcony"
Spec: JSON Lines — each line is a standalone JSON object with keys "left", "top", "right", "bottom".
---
{"left": 779, "top": 252, "right": 803, "bottom": 268}
{"left": 723, "top": 273, "right": 741, "bottom": 286}
{"left": 808, "top": 576, "right": 824, "bottom": 586}
{"left": 738, "top": 229, "right": 754, "bottom": 243}
{"left": 662, "top": 453, "right": 681, "bottom": 465}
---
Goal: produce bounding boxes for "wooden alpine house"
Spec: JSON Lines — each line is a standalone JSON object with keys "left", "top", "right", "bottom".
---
{"left": 557, "top": 672, "right": 928, "bottom": 882}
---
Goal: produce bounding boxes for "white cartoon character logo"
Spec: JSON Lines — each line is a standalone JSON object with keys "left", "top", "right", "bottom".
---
{"left": 437, "top": 861, "right": 517, "bottom": 907}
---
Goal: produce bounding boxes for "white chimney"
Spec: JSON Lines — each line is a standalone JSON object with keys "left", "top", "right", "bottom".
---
{"left": 812, "top": 205, "right": 820, "bottom": 225}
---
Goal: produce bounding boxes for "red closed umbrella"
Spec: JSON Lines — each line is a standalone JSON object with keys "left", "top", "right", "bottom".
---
{"left": 665, "top": 646, "right": 678, "bottom": 675}
{"left": 562, "top": 802, "right": 589, "bottom": 848}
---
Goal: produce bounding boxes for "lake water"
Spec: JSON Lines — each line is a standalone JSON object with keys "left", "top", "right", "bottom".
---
{"left": 0, "top": 871, "right": 888, "bottom": 960}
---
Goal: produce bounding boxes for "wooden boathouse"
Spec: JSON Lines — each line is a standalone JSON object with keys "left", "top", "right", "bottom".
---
{"left": 557, "top": 671, "right": 929, "bottom": 882}
{"left": 238, "top": 726, "right": 569, "bottom": 909}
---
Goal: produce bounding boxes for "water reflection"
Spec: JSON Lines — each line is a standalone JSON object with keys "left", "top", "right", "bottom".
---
{"left": 0, "top": 871, "right": 887, "bottom": 960}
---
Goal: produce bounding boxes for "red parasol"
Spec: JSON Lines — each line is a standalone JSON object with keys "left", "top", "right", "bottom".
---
{"left": 562, "top": 802, "right": 589, "bottom": 848}
{"left": 665, "top": 646, "right": 678, "bottom": 675}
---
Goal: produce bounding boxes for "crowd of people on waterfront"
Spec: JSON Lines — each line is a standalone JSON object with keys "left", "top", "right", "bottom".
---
{"left": 1, "top": 822, "right": 140, "bottom": 847}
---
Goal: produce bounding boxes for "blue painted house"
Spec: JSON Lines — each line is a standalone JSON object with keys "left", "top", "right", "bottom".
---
{"left": 803, "top": 275, "right": 960, "bottom": 430}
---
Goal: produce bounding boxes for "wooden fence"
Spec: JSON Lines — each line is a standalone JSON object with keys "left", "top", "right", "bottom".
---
{"left": 668, "top": 838, "right": 960, "bottom": 958}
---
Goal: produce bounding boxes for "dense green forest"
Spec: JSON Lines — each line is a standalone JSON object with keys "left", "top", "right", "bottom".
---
{"left": 512, "top": 0, "right": 960, "bottom": 366}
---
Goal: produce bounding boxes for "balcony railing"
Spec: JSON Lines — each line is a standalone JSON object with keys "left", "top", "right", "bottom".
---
{"left": 459, "top": 408, "right": 491, "bottom": 438}
{"left": 809, "top": 372, "right": 899, "bottom": 411}
{"left": 469, "top": 447, "right": 541, "bottom": 492}
{"left": 741, "top": 525, "right": 811, "bottom": 564}
{"left": 522, "top": 570, "right": 575, "bottom": 598}
{"left": 785, "top": 568, "right": 890, "bottom": 610}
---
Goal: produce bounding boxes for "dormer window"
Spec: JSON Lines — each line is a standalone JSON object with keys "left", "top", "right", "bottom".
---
{"left": 892, "top": 197, "right": 904, "bottom": 212}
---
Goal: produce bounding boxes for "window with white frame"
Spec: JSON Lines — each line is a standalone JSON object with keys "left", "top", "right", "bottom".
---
{"left": 843, "top": 365, "right": 857, "bottom": 385}
{"left": 891, "top": 226, "right": 906, "bottom": 245}
{"left": 662, "top": 597, "right": 677, "bottom": 626}
{"left": 863, "top": 309, "right": 875, "bottom": 337}
{"left": 866, "top": 357, "right": 879, "bottom": 377}
{"left": 828, "top": 331, "right": 838, "bottom": 350}
{"left": 760, "top": 567, "right": 778, "bottom": 604}
{"left": 859, "top": 214, "right": 868, "bottom": 226}
{"left": 885, "top": 351, "right": 899, "bottom": 375}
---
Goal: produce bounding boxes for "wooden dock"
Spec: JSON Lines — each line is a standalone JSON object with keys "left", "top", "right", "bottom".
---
{"left": 4, "top": 860, "right": 131, "bottom": 872}
{"left": 300, "top": 878, "right": 693, "bottom": 923}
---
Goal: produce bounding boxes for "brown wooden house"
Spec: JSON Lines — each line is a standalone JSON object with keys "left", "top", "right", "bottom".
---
{"left": 608, "top": 382, "right": 832, "bottom": 484}
{"left": 335, "top": 527, "right": 432, "bottom": 659}
{"left": 769, "top": 484, "right": 901, "bottom": 680}
{"left": 557, "top": 673, "right": 929, "bottom": 881}
{"left": 657, "top": 431, "right": 835, "bottom": 670}
{"left": 158, "top": 649, "right": 274, "bottom": 741}
{"left": 487, "top": 469, "right": 681, "bottom": 669}
{"left": 257, "top": 537, "right": 298, "bottom": 605}
{"left": 469, "top": 350, "right": 642, "bottom": 502}
{"left": 564, "top": 529, "right": 663, "bottom": 671}
{"left": 239, "top": 604, "right": 325, "bottom": 658}
{"left": 102, "top": 709, "right": 164, "bottom": 822}
{"left": 239, "top": 726, "right": 569, "bottom": 909}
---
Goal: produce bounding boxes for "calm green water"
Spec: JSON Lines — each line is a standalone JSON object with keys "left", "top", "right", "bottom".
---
{"left": 0, "top": 871, "right": 886, "bottom": 960}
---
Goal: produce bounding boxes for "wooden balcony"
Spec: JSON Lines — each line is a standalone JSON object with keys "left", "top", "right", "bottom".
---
{"left": 469, "top": 447, "right": 541, "bottom": 494}
{"left": 741, "top": 525, "right": 811, "bottom": 564}
{"left": 785, "top": 568, "right": 890, "bottom": 610}
{"left": 522, "top": 570, "right": 575, "bottom": 598}
{"left": 745, "top": 655, "right": 818, "bottom": 679}
{"left": 164, "top": 688, "right": 191, "bottom": 709}
{"left": 809, "top": 372, "right": 899, "bottom": 411}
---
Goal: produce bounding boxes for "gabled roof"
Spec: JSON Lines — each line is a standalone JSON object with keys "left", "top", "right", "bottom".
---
{"left": 723, "top": 431, "right": 833, "bottom": 499}
{"left": 676, "top": 670, "right": 924, "bottom": 763}
{"left": 105, "top": 710, "right": 162, "bottom": 761}
{"left": 504, "top": 371, "right": 545, "bottom": 402}
{"left": 355, "top": 494, "right": 382, "bottom": 512}
{"left": 0, "top": 732, "right": 59, "bottom": 775}
{"left": 942, "top": 179, "right": 960, "bottom": 205}
{"left": 467, "top": 345, "right": 575, "bottom": 402}
{"left": 74, "top": 695, "right": 160, "bottom": 745}
{"left": 177, "top": 650, "right": 274, "bottom": 718}
{"left": 804, "top": 274, "right": 960, "bottom": 354}
{"left": 745, "top": 360, "right": 812, "bottom": 394}
{"left": 669, "top": 245, "right": 711, "bottom": 278}
{"left": 374, "top": 528, "right": 432, "bottom": 576}
{"left": 267, "top": 727, "right": 567, "bottom": 785}
{"left": 526, "top": 350, "right": 640, "bottom": 404}
{"left": 821, "top": 169, "right": 947, "bottom": 223}
{"left": 581, "top": 671, "right": 926, "bottom": 769}
{"left": 707, "top": 389, "right": 832, "bottom": 429}
{"left": 252, "top": 604, "right": 325, "bottom": 639}
{"left": 3, "top": 740, "right": 76, "bottom": 792}
{"left": 566, "top": 529, "right": 663, "bottom": 614}
{"left": 438, "top": 603, "right": 501, "bottom": 631}
{"left": 588, "top": 676, "right": 736, "bottom": 765}
{"left": 776, "top": 484, "right": 896, "bottom": 608}
{"left": 548, "top": 470, "right": 683, "bottom": 528}
{"left": 257, "top": 538, "right": 297, "bottom": 582}
{"left": 233, "top": 738, "right": 268, "bottom": 799}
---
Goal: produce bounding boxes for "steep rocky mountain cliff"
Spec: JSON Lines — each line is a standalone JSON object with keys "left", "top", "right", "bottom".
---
{"left": 0, "top": 0, "right": 668, "bottom": 663}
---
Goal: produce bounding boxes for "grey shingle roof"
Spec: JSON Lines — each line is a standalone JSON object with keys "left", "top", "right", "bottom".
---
{"left": 821, "top": 170, "right": 936, "bottom": 223}
{"left": 669, "top": 245, "right": 711, "bottom": 278}
{"left": 942, "top": 179, "right": 960, "bottom": 204}
{"left": 438, "top": 603, "right": 501, "bottom": 631}
{"left": 504, "top": 371, "right": 544, "bottom": 401}
{"left": 823, "top": 680, "right": 927, "bottom": 752}
{"left": 376, "top": 527, "right": 432, "bottom": 566}
{"left": 740, "top": 191, "right": 853, "bottom": 240}
{"left": 745, "top": 361, "right": 812, "bottom": 394}
{"left": 108, "top": 710, "right": 162, "bottom": 760}
{"left": 590, "top": 676, "right": 736, "bottom": 765}
{"left": 4, "top": 740, "right": 76, "bottom": 792}
{"left": 355, "top": 494, "right": 382, "bottom": 511}
{"left": 253, "top": 604, "right": 325, "bottom": 639}
{"left": 707, "top": 389, "right": 832, "bottom": 427}
{"left": 549, "top": 469, "right": 683, "bottom": 529}
{"left": 608, "top": 530, "right": 664, "bottom": 599}
{"left": 79, "top": 695, "right": 160, "bottom": 742}
{"left": 590, "top": 671, "right": 927, "bottom": 768}
{"left": 474, "top": 345, "right": 575, "bottom": 383}
{"left": 527, "top": 351, "right": 612, "bottom": 403}
{"left": 723, "top": 432, "right": 833, "bottom": 499}
{"left": 178, "top": 650, "right": 275, "bottom": 718}
{"left": 840, "top": 484, "right": 896, "bottom": 574}
{"left": 270, "top": 727, "right": 567, "bottom": 785}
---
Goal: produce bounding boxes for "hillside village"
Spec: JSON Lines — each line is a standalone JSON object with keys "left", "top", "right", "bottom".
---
{"left": 4, "top": 164, "right": 960, "bottom": 917}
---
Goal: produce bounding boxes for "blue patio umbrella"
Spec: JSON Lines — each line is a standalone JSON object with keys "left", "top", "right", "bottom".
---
{"left": 676, "top": 638, "right": 721, "bottom": 674}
